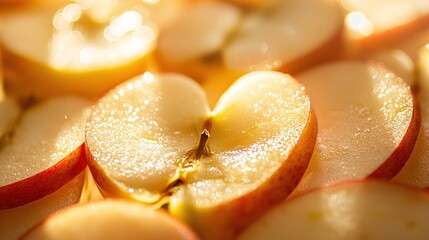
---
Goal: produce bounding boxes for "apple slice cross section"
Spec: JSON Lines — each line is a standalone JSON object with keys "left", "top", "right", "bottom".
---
{"left": 293, "top": 61, "right": 419, "bottom": 195}
{"left": 0, "top": 96, "right": 91, "bottom": 209}
{"left": 239, "top": 180, "right": 429, "bottom": 240}
{"left": 85, "top": 71, "right": 317, "bottom": 239}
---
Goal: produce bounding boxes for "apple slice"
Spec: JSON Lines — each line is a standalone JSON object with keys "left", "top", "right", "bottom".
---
{"left": 222, "top": 0, "right": 343, "bottom": 73}
{"left": 20, "top": 200, "right": 199, "bottom": 240}
{"left": 293, "top": 61, "right": 419, "bottom": 195}
{"left": 0, "top": 97, "right": 20, "bottom": 143}
{"left": 341, "top": 0, "right": 429, "bottom": 52}
{"left": 0, "top": 171, "right": 84, "bottom": 240}
{"left": 239, "top": 180, "right": 429, "bottom": 239}
{"left": 156, "top": 1, "right": 242, "bottom": 81}
{"left": 393, "top": 46, "right": 429, "bottom": 187}
{"left": 0, "top": 0, "right": 159, "bottom": 99}
{"left": 0, "top": 95, "right": 91, "bottom": 209}
{"left": 370, "top": 49, "right": 415, "bottom": 88}
{"left": 85, "top": 71, "right": 317, "bottom": 239}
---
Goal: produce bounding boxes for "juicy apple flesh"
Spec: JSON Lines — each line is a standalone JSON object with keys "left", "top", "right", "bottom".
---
{"left": 0, "top": 96, "right": 91, "bottom": 209}
{"left": 293, "top": 61, "right": 418, "bottom": 194}
{"left": 85, "top": 71, "right": 317, "bottom": 239}
{"left": 239, "top": 180, "right": 429, "bottom": 240}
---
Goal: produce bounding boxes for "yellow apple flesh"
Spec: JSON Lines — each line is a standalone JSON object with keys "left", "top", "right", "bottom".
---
{"left": 0, "top": 0, "right": 159, "bottom": 99}
{"left": 20, "top": 200, "right": 199, "bottom": 240}
{"left": 85, "top": 71, "right": 317, "bottom": 239}
{"left": 293, "top": 61, "right": 419, "bottom": 194}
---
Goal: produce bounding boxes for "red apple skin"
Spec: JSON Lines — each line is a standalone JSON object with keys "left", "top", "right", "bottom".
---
{"left": 369, "top": 95, "right": 421, "bottom": 179}
{"left": 0, "top": 144, "right": 87, "bottom": 209}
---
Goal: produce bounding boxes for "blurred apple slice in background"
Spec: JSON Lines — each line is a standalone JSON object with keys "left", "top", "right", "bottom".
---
{"left": 85, "top": 71, "right": 317, "bottom": 239}
{"left": 0, "top": 171, "right": 84, "bottom": 240}
{"left": 20, "top": 200, "right": 199, "bottom": 240}
{"left": 341, "top": 0, "right": 429, "bottom": 53}
{"left": 0, "top": 96, "right": 91, "bottom": 209}
{"left": 223, "top": 0, "right": 343, "bottom": 73}
{"left": 239, "top": 180, "right": 429, "bottom": 240}
{"left": 0, "top": 0, "right": 160, "bottom": 99}
{"left": 393, "top": 46, "right": 429, "bottom": 188}
{"left": 293, "top": 61, "right": 419, "bottom": 194}
{"left": 156, "top": 1, "right": 242, "bottom": 81}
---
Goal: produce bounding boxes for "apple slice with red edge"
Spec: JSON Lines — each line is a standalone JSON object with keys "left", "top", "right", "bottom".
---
{"left": 239, "top": 180, "right": 429, "bottom": 240}
{"left": 19, "top": 200, "right": 199, "bottom": 240}
{"left": 0, "top": 171, "right": 85, "bottom": 240}
{"left": 292, "top": 60, "right": 419, "bottom": 195}
{"left": 85, "top": 71, "right": 317, "bottom": 240}
{"left": 0, "top": 95, "right": 91, "bottom": 209}
{"left": 393, "top": 46, "right": 429, "bottom": 188}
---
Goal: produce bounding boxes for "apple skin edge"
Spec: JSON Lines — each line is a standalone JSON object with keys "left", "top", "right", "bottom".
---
{"left": 0, "top": 144, "right": 87, "bottom": 209}
{"left": 369, "top": 94, "right": 421, "bottom": 179}
{"left": 170, "top": 107, "right": 318, "bottom": 240}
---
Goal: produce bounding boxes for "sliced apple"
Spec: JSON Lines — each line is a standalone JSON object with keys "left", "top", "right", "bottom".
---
{"left": 0, "top": 95, "right": 91, "bottom": 209}
{"left": 0, "top": 97, "right": 20, "bottom": 143}
{"left": 370, "top": 49, "right": 416, "bottom": 88}
{"left": 0, "top": 171, "right": 84, "bottom": 240}
{"left": 341, "top": 0, "right": 429, "bottom": 52}
{"left": 85, "top": 71, "right": 317, "bottom": 239}
{"left": 393, "top": 46, "right": 429, "bottom": 187}
{"left": 223, "top": 0, "right": 343, "bottom": 73}
{"left": 293, "top": 61, "right": 419, "bottom": 195}
{"left": 239, "top": 180, "right": 429, "bottom": 239}
{"left": 156, "top": 1, "right": 242, "bottom": 81}
{"left": 0, "top": 0, "right": 159, "bottom": 99}
{"left": 20, "top": 200, "right": 199, "bottom": 240}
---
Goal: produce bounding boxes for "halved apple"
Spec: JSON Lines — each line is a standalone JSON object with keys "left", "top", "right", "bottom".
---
{"left": 0, "top": 95, "right": 91, "bottom": 209}
{"left": 0, "top": 0, "right": 160, "bottom": 99}
{"left": 393, "top": 46, "right": 429, "bottom": 187}
{"left": 293, "top": 61, "right": 419, "bottom": 194}
{"left": 85, "top": 71, "right": 317, "bottom": 239}
{"left": 0, "top": 171, "right": 85, "bottom": 240}
{"left": 20, "top": 200, "right": 199, "bottom": 240}
{"left": 239, "top": 180, "right": 429, "bottom": 239}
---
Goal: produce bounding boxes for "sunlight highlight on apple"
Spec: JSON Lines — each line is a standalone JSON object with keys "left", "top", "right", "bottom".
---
{"left": 49, "top": 0, "right": 158, "bottom": 69}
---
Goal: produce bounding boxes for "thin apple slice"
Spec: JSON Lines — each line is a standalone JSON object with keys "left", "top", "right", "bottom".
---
{"left": 223, "top": 0, "right": 343, "bottom": 73}
{"left": 0, "top": 96, "right": 91, "bottom": 209}
{"left": 0, "top": 0, "right": 159, "bottom": 99}
{"left": 86, "top": 71, "right": 317, "bottom": 239}
{"left": 393, "top": 46, "right": 429, "bottom": 187}
{"left": 239, "top": 180, "right": 429, "bottom": 240}
{"left": 293, "top": 61, "right": 419, "bottom": 195}
{"left": 341, "top": 0, "right": 429, "bottom": 51}
{"left": 20, "top": 200, "right": 199, "bottom": 240}
{"left": 0, "top": 171, "right": 84, "bottom": 240}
